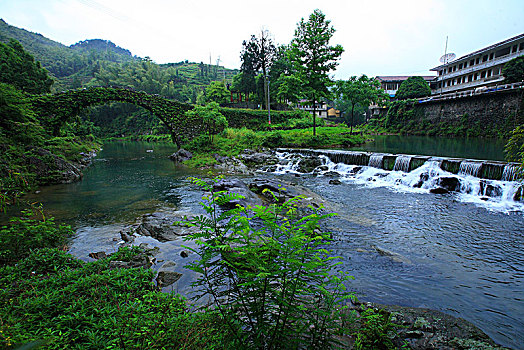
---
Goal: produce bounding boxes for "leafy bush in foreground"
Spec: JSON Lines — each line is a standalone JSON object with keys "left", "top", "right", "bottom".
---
{"left": 0, "top": 207, "right": 74, "bottom": 266}
{"left": 0, "top": 247, "right": 236, "bottom": 349}
{"left": 181, "top": 177, "right": 355, "bottom": 349}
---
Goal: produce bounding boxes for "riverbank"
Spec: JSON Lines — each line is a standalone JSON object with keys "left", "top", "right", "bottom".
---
{"left": 1, "top": 172, "right": 513, "bottom": 349}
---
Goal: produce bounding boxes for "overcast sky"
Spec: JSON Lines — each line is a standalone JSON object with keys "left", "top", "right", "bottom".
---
{"left": 1, "top": 0, "right": 523, "bottom": 79}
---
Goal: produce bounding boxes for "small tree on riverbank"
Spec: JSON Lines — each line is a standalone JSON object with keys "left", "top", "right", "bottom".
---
{"left": 184, "top": 102, "right": 227, "bottom": 143}
{"left": 181, "top": 177, "right": 355, "bottom": 349}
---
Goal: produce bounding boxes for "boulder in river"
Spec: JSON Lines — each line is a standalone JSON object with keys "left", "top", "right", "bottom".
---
{"left": 436, "top": 176, "right": 461, "bottom": 192}
{"left": 169, "top": 149, "right": 192, "bottom": 162}
{"left": 297, "top": 156, "right": 322, "bottom": 173}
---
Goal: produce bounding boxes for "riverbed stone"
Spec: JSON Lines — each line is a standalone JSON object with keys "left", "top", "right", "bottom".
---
{"left": 329, "top": 179, "right": 342, "bottom": 185}
{"left": 297, "top": 156, "right": 322, "bottom": 173}
{"left": 212, "top": 178, "right": 263, "bottom": 208}
{"left": 436, "top": 176, "right": 461, "bottom": 192}
{"left": 169, "top": 148, "right": 192, "bottom": 162}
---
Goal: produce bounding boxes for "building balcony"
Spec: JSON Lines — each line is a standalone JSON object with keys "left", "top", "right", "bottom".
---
{"left": 435, "top": 51, "right": 522, "bottom": 81}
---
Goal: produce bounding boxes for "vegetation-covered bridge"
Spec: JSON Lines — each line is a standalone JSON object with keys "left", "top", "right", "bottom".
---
{"left": 31, "top": 87, "right": 201, "bottom": 147}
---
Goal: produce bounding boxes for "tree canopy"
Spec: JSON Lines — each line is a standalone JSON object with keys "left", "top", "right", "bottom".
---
{"left": 334, "top": 75, "right": 389, "bottom": 132}
{"left": 502, "top": 55, "right": 524, "bottom": 83}
{"left": 290, "top": 9, "right": 344, "bottom": 135}
{"left": 0, "top": 40, "right": 53, "bottom": 94}
{"left": 395, "top": 76, "right": 431, "bottom": 100}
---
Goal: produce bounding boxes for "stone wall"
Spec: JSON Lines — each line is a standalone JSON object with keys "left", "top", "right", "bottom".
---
{"left": 419, "top": 89, "right": 523, "bottom": 129}
{"left": 377, "top": 89, "right": 524, "bottom": 137}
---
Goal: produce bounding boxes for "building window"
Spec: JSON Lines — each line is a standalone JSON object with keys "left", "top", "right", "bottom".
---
{"left": 489, "top": 53, "right": 494, "bottom": 60}
{"left": 476, "top": 57, "right": 480, "bottom": 64}
{"left": 469, "top": 74, "right": 473, "bottom": 82}
{"left": 520, "top": 42, "right": 524, "bottom": 51}
{"left": 470, "top": 59, "right": 475, "bottom": 66}
{"left": 481, "top": 71, "right": 486, "bottom": 79}
{"left": 483, "top": 55, "right": 488, "bottom": 62}
{"left": 458, "top": 63, "right": 463, "bottom": 69}
{"left": 495, "top": 47, "right": 510, "bottom": 58}
{"left": 512, "top": 45, "right": 518, "bottom": 53}
{"left": 487, "top": 69, "right": 492, "bottom": 77}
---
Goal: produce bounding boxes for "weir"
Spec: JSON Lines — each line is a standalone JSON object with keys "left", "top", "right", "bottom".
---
{"left": 276, "top": 148, "right": 520, "bottom": 181}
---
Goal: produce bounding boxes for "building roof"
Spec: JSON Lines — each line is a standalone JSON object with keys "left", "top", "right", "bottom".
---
{"left": 376, "top": 76, "right": 436, "bottom": 82}
{"left": 430, "top": 33, "right": 524, "bottom": 71}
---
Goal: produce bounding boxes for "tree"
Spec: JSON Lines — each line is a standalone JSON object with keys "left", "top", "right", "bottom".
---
{"left": 184, "top": 102, "right": 227, "bottom": 143}
{"left": 204, "top": 81, "right": 230, "bottom": 105}
{"left": 395, "top": 76, "right": 431, "bottom": 100}
{"left": 0, "top": 40, "right": 53, "bottom": 94}
{"left": 270, "top": 45, "right": 303, "bottom": 104}
{"left": 502, "top": 55, "right": 524, "bottom": 83}
{"left": 334, "top": 75, "right": 389, "bottom": 133}
{"left": 290, "top": 9, "right": 344, "bottom": 136}
{"left": 240, "top": 30, "right": 277, "bottom": 110}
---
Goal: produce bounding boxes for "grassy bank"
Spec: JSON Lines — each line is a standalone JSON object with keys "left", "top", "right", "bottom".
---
{"left": 181, "top": 125, "right": 368, "bottom": 168}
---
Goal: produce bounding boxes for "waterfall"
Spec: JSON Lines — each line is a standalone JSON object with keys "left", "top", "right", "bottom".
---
{"left": 393, "top": 155, "right": 412, "bottom": 172}
{"left": 459, "top": 161, "right": 482, "bottom": 177}
{"left": 501, "top": 164, "right": 521, "bottom": 181}
{"left": 368, "top": 154, "right": 384, "bottom": 169}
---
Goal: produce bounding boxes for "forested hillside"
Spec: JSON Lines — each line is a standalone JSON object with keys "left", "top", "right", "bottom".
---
{"left": 0, "top": 19, "right": 238, "bottom": 137}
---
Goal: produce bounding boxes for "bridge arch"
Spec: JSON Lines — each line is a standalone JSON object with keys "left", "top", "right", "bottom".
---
{"left": 31, "top": 87, "right": 202, "bottom": 147}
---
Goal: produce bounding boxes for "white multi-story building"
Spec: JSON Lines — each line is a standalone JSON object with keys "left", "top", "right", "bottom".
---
{"left": 431, "top": 33, "right": 524, "bottom": 95}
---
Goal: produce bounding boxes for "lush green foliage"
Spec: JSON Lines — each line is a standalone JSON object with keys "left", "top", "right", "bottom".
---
{"left": 240, "top": 30, "right": 277, "bottom": 109}
{"left": 0, "top": 246, "right": 235, "bottom": 349}
{"left": 290, "top": 9, "right": 344, "bottom": 135}
{"left": 181, "top": 177, "right": 355, "bottom": 349}
{"left": 505, "top": 124, "right": 524, "bottom": 178}
{"left": 334, "top": 75, "right": 389, "bottom": 131}
{"left": 354, "top": 308, "right": 400, "bottom": 350}
{"left": 0, "top": 40, "right": 53, "bottom": 94}
{"left": 185, "top": 102, "right": 228, "bottom": 143}
{"left": 502, "top": 55, "right": 524, "bottom": 83}
{"left": 202, "top": 81, "right": 230, "bottom": 105}
{"left": 0, "top": 207, "right": 74, "bottom": 266}
{"left": 219, "top": 107, "right": 307, "bottom": 130}
{"left": 394, "top": 76, "right": 431, "bottom": 100}
{"left": 184, "top": 125, "right": 365, "bottom": 167}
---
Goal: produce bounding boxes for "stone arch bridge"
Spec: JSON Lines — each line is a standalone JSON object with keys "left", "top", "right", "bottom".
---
{"left": 31, "top": 87, "right": 202, "bottom": 147}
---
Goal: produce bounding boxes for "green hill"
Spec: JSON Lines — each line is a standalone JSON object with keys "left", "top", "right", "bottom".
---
{"left": 0, "top": 19, "right": 238, "bottom": 94}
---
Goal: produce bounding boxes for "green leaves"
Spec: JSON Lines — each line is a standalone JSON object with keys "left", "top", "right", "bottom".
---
{"left": 181, "top": 177, "right": 355, "bottom": 349}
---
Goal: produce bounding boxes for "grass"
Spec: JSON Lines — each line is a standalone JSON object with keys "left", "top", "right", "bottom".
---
{"left": 181, "top": 125, "right": 369, "bottom": 168}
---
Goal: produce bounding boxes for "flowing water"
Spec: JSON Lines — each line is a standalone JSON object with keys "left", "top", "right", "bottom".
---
{"left": 14, "top": 140, "right": 524, "bottom": 349}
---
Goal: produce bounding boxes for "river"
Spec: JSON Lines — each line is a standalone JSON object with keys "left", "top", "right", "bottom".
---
{"left": 19, "top": 138, "right": 524, "bottom": 349}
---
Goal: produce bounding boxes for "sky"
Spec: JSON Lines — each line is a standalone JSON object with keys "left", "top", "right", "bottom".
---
{"left": 0, "top": 0, "right": 523, "bottom": 79}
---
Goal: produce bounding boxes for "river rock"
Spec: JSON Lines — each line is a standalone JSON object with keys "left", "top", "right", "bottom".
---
{"left": 25, "top": 146, "right": 83, "bottom": 184}
{"left": 436, "top": 176, "right": 461, "bottom": 192}
{"left": 169, "top": 149, "right": 192, "bottom": 162}
{"left": 248, "top": 178, "right": 289, "bottom": 202}
{"left": 329, "top": 179, "right": 342, "bottom": 185}
{"left": 430, "top": 187, "right": 449, "bottom": 194}
{"left": 212, "top": 178, "right": 263, "bottom": 208}
{"left": 121, "top": 210, "right": 199, "bottom": 242}
{"left": 413, "top": 172, "right": 430, "bottom": 188}
{"left": 297, "top": 156, "right": 322, "bottom": 173}
{"left": 356, "top": 303, "right": 511, "bottom": 350}
{"left": 239, "top": 149, "right": 278, "bottom": 166}
{"left": 480, "top": 180, "right": 502, "bottom": 198}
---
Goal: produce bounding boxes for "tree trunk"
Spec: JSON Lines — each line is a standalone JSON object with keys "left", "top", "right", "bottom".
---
{"left": 350, "top": 104, "right": 355, "bottom": 134}
{"left": 313, "top": 99, "right": 317, "bottom": 136}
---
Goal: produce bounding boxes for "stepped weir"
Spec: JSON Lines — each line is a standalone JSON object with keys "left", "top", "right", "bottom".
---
{"left": 277, "top": 148, "right": 521, "bottom": 181}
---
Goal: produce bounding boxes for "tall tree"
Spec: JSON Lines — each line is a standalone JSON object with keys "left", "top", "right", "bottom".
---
{"left": 334, "top": 75, "right": 389, "bottom": 133}
{"left": 240, "top": 30, "right": 276, "bottom": 110}
{"left": 290, "top": 9, "right": 344, "bottom": 136}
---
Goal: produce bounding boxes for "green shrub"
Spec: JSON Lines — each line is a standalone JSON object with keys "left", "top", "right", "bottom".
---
{"left": 181, "top": 177, "right": 355, "bottom": 349}
{"left": 0, "top": 207, "right": 74, "bottom": 266}
{"left": 354, "top": 308, "right": 399, "bottom": 350}
{"left": 0, "top": 246, "right": 236, "bottom": 349}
